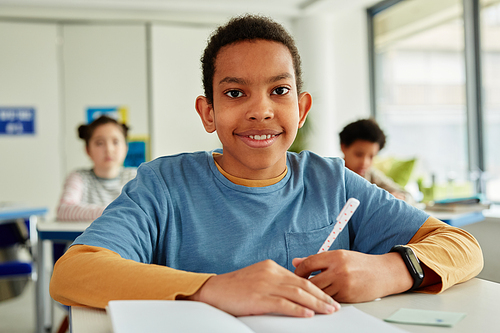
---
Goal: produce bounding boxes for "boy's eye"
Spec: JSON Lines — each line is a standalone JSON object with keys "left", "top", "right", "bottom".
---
{"left": 272, "top": 87, "right": 290, "bottom": 95}
{"left": 225, "top": 90, "right": 243, "bottom": 98}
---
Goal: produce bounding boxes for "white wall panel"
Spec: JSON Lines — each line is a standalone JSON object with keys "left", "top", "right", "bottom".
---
{"left": 0, "top": 22, "right": 62, "bottom": 218}
{"left": 150, "top": 24, "right": 220, "bottom": 158}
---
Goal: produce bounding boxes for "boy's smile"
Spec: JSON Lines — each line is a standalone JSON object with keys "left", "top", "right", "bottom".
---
{"left": 196, "top": 39, "right": 312, "bottom": 180}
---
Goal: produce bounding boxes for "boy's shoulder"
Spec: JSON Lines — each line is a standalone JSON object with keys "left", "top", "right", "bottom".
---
{"left": 148, "top": 150, "right": 213, "bottom": 164}
{"left": 140, "top": 151, "right": 214, "bottom": 175}
{"left": 287, "top": 150, "right": 345, "bottom": 170}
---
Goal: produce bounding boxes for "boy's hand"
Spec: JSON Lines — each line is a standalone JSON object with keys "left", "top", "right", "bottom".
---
{"left": 187, "top": 260, "right": 340, "bottom": 317}
{"left": 293, "top": 250, "right": 413, "bottom": 303}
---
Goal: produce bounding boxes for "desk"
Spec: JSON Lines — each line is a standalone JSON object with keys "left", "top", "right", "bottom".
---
{"left": 0, "top": 206, "right": 48, "bottom": 239}
{"left": 425, "top": 210, "right": 485, "bottom": 227}
{"left": 36, "top": 221, "right": 92, "bottom": 333}
{"left": 70, "top": 278, "right": 498, "bottom": 333}
{"left": 0, "top": 206, "right": 48, "bottom": 223}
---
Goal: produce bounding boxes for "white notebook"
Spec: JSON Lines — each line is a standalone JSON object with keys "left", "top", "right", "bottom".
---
{"left": 107, "top": 300, "right": 407, "bottom": 333}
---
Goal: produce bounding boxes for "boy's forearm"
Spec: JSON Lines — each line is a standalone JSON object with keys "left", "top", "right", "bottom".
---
{"left": 49, "top": 245, "right": 214, "bottom": 308}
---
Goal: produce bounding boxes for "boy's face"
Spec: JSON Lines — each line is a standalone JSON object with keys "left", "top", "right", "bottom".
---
{"left": 196, "top": 40, "right": 311, "bottom": 180}
{"left": 341, "top": 140, "right": 381, "bottom": 177}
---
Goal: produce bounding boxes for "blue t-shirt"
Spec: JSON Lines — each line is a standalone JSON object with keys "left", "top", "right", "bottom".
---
{"left": 74, "top": 150, "right": 429, "bottom": 274}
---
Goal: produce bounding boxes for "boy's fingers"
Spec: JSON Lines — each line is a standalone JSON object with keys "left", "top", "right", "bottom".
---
{"left": 274, "top": 275, "right": 340, "bottom": 316}
{"left": 322, "top": 284, "right": 342, "bottom": 299}
{"left": 261, "top": 297, "right": 315, "bottom": 318}
{"left": 292, "top": 257, "right": 306, "bottom": 268}
{"left": 259, "top": 289, "right": 338, "bottom": 318}
{"left": 293, "top": 254, "right": 328, "bottom": 277}
{"left": 198, "top": 260, "right": 340, "bottom": 317}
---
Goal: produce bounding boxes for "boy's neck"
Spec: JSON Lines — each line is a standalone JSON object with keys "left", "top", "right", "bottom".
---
{"left": 213, "top": 153, "right": 287, "bottom": 186}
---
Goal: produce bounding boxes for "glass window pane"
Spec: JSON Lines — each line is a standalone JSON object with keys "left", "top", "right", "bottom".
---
{"left": 373, "top": 0, "right": 470, "bottom": 201}
{"left": 480, "top": 0, "right": 500, "bottom": 202}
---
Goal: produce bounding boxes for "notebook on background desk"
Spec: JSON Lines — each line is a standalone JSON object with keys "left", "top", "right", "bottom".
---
{"left": 105, "top": 300, "right": 407, "bottom": 333}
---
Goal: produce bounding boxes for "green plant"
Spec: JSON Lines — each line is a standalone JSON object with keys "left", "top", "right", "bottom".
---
{"left": 288, "top": 117, "right": 311, "bottom": 153}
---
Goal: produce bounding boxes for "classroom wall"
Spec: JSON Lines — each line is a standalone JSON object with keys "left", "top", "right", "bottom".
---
{"left": 293, "top": 14, "right": 337, "bottom": 157}
{"left": 150, "top": 24, "right": 220, "bottom": 158}
{"left": 0, "top": 21, "right": 62, "bottom": 216}
{"left": 330, "top": 6, "right": 373, "bottom": 146}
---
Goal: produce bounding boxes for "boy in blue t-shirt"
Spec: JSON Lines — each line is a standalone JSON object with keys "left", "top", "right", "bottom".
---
{"left": 50, "top": 15, "right": 482, "bottom": 318}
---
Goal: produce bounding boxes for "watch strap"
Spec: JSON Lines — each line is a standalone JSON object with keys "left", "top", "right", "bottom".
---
{"left": 390, "top": 245, "right": 424, "bottom": 291}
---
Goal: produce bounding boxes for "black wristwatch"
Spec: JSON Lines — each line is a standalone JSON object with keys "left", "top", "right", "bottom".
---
{"left": 390, "top": 245, "right": 424, "bottom": 291}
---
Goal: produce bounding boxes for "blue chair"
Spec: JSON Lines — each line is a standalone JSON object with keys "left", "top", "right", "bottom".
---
{"left": 0, "top": 219, "right": 33, "bottom": 301}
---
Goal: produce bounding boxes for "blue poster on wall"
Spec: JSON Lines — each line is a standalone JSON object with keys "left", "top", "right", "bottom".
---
{"left": 124, "top": 135, "right": 150, "bottom": 168}
{"left": 86, "top": 106, "right": 128, "bottom": 124}
{"left": 0, "top": 107, "right": 35, "bottom": 135}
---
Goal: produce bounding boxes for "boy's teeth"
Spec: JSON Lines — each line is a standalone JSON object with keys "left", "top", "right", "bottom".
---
{"left": 249, "top": 134, "right": 274, "bottom": 140}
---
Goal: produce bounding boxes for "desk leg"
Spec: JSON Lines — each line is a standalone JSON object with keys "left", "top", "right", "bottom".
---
{"left": 36, "top": 238, "right": 53, "bottom": 333}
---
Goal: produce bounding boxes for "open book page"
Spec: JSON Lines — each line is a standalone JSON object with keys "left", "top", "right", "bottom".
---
{"left": 107, "top": 300, "right": 254, "bottom": 333}
{"left": 107, "top": 300, "right": 408, "bottom": 333}
{"left": 239, "top": 306, "right": 407, "bottom": 332}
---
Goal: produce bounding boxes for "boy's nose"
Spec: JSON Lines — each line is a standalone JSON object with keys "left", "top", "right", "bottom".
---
{"left": 246, "top": 96, "right": 274, "bottom": 121}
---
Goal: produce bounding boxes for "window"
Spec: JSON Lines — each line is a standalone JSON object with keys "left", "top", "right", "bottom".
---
{"left": 480, "top": 0, "right": 500, "bottom": 201}
{"left": 368, "top": 0, "right": 499, "bottom": 203}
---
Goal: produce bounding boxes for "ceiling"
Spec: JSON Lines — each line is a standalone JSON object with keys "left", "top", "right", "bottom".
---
{"left": 0, "top": 0, "right": 371, "bottom": 18}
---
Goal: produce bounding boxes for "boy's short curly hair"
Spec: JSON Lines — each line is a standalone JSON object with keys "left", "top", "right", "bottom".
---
{"left": 201, "top": 14, "right": 303, "bottom": 105}
{"left": 339, "top": 118, "right": 386, "bottom": 150}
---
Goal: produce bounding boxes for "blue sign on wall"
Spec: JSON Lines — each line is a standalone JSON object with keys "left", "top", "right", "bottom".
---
{"left": 124, "top": 141, "right": 146, "bottom": 167}
{"left": 86, "top": 106, "right": 128, "bottom": 125}
{"left": 0, "top": 107, "right": 35, "bottom": 135}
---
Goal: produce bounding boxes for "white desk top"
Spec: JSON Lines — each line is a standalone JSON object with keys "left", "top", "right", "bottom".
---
{"left": 71, "top": 278, "right": 499, "bottom": 333}
{"left": 37, "top": 220, "right": 92, "bottom": 232}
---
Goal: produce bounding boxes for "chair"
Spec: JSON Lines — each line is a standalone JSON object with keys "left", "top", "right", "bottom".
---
{"left": 0, "top": 219, "right": 33, "bottom": 302}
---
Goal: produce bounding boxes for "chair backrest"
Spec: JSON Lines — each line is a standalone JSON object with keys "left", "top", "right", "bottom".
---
{"left": 0, "top": 220, "right": 29, "bottom": 248}
{"left": 0, "top": 219, "right": 33, "bottom": 301}
{"left": 0, "top": 261, "right": 32, "bottom": 279}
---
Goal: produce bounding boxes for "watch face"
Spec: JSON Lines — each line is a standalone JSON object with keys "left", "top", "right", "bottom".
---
{"left": 407, "top": 249, "right": 424, "bottom": 275}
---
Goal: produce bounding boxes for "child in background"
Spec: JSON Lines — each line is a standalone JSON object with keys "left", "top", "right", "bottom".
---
{"left": 339, "top": 118, "right": 414, "bottom": 203}
{"left": 56, "top": 115, "right": 137, "bottom": 221}
{"left": 50, "top": 15, "right": 482, "bottom": 319}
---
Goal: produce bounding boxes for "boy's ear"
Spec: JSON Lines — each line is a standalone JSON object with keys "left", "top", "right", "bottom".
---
{"left": 340, "top": 143, "right": 347, "bottom": 155}
{"left": 297, "top": 92, "right": 312, "bottom": 129}
{"left": 195, "top": 96, "right": 216, "bottom": 133}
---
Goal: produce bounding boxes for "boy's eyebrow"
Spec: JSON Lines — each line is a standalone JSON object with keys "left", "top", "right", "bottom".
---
{"left": 268, "top": 73, "right": 293, "bottom": 83}
{"left": 219, "top": 76, "right": 247, "bottom": 85}
{"left": 218, "top": 73, "right": 293, "bottom": 86}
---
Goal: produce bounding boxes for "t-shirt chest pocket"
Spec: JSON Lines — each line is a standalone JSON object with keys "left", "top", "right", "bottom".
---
{"left": 284, "top": 223, "right": 349, "bottom": 271}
